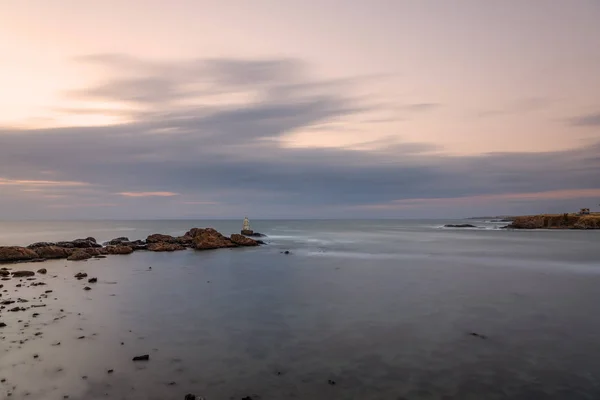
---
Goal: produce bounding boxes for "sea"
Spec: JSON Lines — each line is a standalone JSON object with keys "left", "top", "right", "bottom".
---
{"left": 1, "top": 219, "right": 600, "bottom": 400}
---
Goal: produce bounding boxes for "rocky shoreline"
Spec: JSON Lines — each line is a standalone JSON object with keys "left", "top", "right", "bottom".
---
{"left": 507, "top": 214, "right": 600, "bottom": 230}
{"left": 0, "top": 227, "right": 263, "bottom": 264}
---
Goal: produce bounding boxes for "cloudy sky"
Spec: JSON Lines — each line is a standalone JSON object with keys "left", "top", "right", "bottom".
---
{"left": 1, "top": 0, "right": 599, "bottom": 219}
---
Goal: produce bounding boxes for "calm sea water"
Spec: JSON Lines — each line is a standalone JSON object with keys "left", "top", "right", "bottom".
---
{"left": 1, "top": 219, "right": 600, "bottom": 399}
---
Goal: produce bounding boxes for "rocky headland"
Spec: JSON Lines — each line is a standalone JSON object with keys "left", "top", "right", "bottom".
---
{"left": 0, "top": 227, "right": 263, "bottom": 264}
{"left": 508, "top": 214, "right": 600, "bottom": 230}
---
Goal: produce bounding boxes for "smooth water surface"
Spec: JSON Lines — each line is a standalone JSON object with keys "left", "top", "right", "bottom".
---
{"left": 1, "top": 219, "right": 599, "bottom": 399}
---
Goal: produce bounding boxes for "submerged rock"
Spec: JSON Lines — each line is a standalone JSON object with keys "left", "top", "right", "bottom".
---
{"left": 0, "top": 247, "right": 39, "bottom": 263}
{"left": 132, "top": 354, "right": 150, "bottom": 361}
{"left": 74, "top": 272, "right": 88, "bottom": 279}
{"left": 444, "top": 224, "right": 477, "bottom": 228}
{"left": 36, "top": 268, "right": 47, "bottom": 274}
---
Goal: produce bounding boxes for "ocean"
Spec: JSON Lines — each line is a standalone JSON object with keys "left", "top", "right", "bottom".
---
{"left": 1, "top": 219, "right": 600, "bottom": 399}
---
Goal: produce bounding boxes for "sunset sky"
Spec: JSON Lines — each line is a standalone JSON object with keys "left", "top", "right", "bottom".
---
{"left": 1, "top": 0, "right": 599, "bottom": 219}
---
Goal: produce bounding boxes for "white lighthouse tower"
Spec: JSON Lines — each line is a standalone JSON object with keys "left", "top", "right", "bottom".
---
{"left": 241, "top": 216, "right": 253, "bottom": 235}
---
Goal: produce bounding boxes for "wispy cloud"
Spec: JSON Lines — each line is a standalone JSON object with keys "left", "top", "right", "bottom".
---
{"left": 569, "top": 112, "right": 600, "bottom": 127}
{"left": 47, "top": 203, "right": 118, "bottom": 208}
{"left": 0, "top": 177, "right": 90, "bottom": 187}
{"left": 357, "top": 188, "right": 600, "bottom": 210}
{"left": 118, "top": 191, "right": 180, "bottom": 197}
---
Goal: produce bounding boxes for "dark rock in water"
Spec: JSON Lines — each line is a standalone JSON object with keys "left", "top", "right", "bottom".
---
{"left": 0, "top": 247, "right": 39, "bottom": 263}
{"left": 67, "top": 250, "right": 92, "bottom": 261}
{"left": 147, "top": 242, "right": 185, "bottom": 252}
{"left": 34, "top": 246, "right": 73, "bottom": 260}
{"left": 241, "top": 397, "right": 254, "bottom": 400}
{"left": 187, "top": 228, "right": 237, "bottom": 250}
{"left": 105, "top": 237, "right": 130, "bottom": 246}
{"left": 241, "top": 230, "right": 266, "bottom": 237}
{"left": 328, "top": 379, "right": 337, "bottom": 385}
{"left": 146, "top": 234, "right": 177, "bottom": 244}
{"left": 12, "top": 270, "right": 35, "bottom": 277}
{"left": 444, "top": 224, "right": 477, "bottom": 228}
{"left": 74, "top": 272, "right": 88, "bottom": 279}
{"left": 37, "top": 268, "right": 47, "bottom": 274}
{"left": 9, "top": 306, "right": 22, "bottom": 312}
{"left": 132, "top": 354, "right": 150, "bottom": 361}
{"left": 104, "top": 245, "right": 134, "bottom": 255}
{"left": 230, "top": 234, "right": 260, "bottom": 247}
{"left": 88, "top": 277, "right": 98, "bottom": 283}
{"left": 55, "top": 241, "right": 75, "bottom": 248}
{"left": 0, "top": 270, "right": 9, "bottom": 276}
{"left": 283, "top": 250, "right": 290, "bottom": 255}
{"left": 27, "top": 242, "right": 56, "bottom": 249}
{"left": 184, "top": 395, "right": 205, "bottom": 400}
{"left": 107, "top": 369, "right": 113, "bottom": 374}
{"left": 83, "top": 286, "right": 91, "bottom": 291}
{"left": 71, "top": 238, "right": 101, "bottom": 248}
{"left": 94, "top": 255, "right": 107, "bottom": 259}
{"left": 469, "top": 332, "right": 487, "bottom": 339}
{"left": 0, "top": 322, "right": 6, "bottom": 328}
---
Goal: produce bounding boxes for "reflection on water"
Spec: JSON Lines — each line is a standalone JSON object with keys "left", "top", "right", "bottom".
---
{"left": 1, "top": 220, "right": 600, "bottom": 399}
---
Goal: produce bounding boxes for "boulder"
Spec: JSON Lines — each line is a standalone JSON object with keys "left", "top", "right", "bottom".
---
{"left": 147, "top": 242, "right": 185, "bottom": 252}
{"left": 33, "top": 246, "right": 73, "bottom": 259}
{"left": 37, "top": 268, "right": 47, "bottom": 274}
{"left": 67, "top": 250, "right": 92, "bottom": 261}
{"left": 444, "top": 224, "right": 477, "bottom": 228}
{"left": 0, "top": 247, "right": 39, "bottom": 263}
{"left": 12, "top": 270, "right": 35, "bottom": 277}
{"left": 190, "top": 228, "right": 237, "bottom": 250}
{"left": 146, "top": 234, "right": 177, "bottom": 244}
{"left": 0, "top": 270, "right": 9, "bottom": 276}
{"left": 241, "top": 229, "right": 255, "bottom": 236}
{"left": 230, "top": 234, "right": 260, "bottom": 247}
{"left": 104, "top": 245, "right": 134, "bottom": 255}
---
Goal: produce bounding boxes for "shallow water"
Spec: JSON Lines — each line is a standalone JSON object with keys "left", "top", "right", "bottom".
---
{"left": 1, "top": 220, "right": 600, "bottom": 399}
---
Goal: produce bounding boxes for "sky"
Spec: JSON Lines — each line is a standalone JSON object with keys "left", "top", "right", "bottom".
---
{"left": 1, "top": 0, "right": 599, "bottom": 219}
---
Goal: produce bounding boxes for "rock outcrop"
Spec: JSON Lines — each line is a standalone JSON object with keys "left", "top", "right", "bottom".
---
{"left": 2, "top": 227, "right": 263, "bottom": 264}
{"left": 230, "top": 234, "right": 260, "bottom": 246}
{"left": 104, "top": 245, "right": 134, "bottom": 255}
{"left": 444, "top": 224, "right": 477, "bottom": 228}
{"left": 147, "top": 242, "right": 185, "bottom": 252}
{"left": 0, "top": 247, "right": 39, "bottom": 263}
{"left": 241, "top": 230, "right": 266, "bottom": 237}
{"left": 146, "top": 234, "right": 177, "bottom": 244}
{"left": 189, "top": 228, "right": 236, "bottom": 250}
{"left": 509, "top": 214, "right": 600, "bottom": 230}
{"left": 33, "top": 246, "right": 73, "bottom": 259}
{"left": 67, "top": 250, "right": 93, "bottom": 261}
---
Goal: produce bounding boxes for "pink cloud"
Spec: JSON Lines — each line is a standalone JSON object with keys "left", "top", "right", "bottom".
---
{"left": 0, "top": 177, "right": 90, "bottom": 187}
{"left": 118, "top": 191, "right": 179, "bottom": 197}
